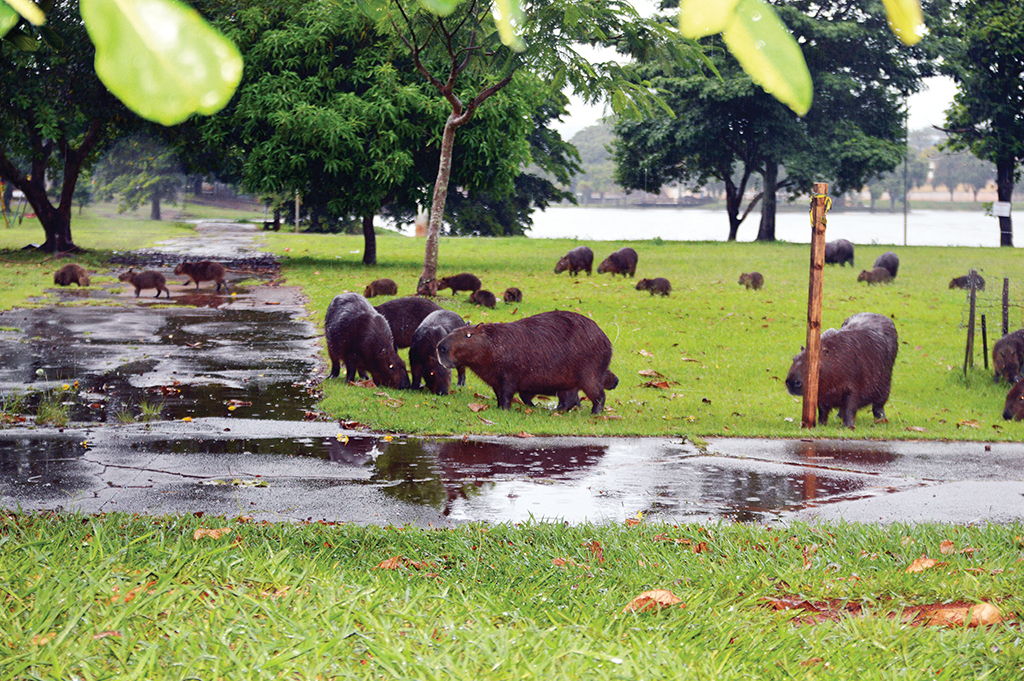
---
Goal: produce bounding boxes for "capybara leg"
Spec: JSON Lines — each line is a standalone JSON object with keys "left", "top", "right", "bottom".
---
{"left": 817, "top": 406, "right": 830, "bottom": 425}
{"left": 839, "top": 401, "right": 857, "bottom": 428}
{"left": 456, "top": 367, "right": 466, "bottom": 387}
{"left": 872, "top": 404, "right": 887, "bottom": 422}
{"left": 519, "top": 392, "right": 537, "bottom": 407}
{"left": 496, "top": 383, "right": 516, "bottom": 410}
{"left": 556, "top": 390, "right": 581, "bottom": 411}
{"left": 329, "top": 360, "right": 341, "bottom": 379}
{"left": 582, "top": 386, "right": 605, "bottom": 414}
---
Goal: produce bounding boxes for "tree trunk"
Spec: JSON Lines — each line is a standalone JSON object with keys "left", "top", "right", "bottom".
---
{"left": 418, "top": 114, "right": 460, "bottom": 296}
{"left": 724, "top": 176, "right": 742, "bottom": 241}
{"left": 151, "top": 194, "right": 161, "bottom": 221}
{"left": 997, "top": 157, "right": 1014, "bottom": 247}
{"left": 756, "top": 161, "right": 778, "bottom": 242}
{"left": 362, "top": 213, "right": 377, "bottom": 265}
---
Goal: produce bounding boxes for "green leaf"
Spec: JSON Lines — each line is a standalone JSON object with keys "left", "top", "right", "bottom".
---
{"left": 0, "top": 3, "right": 19, "bottom": 39}
{"left": 678, "top": 0, "right": 740, "bottom": 39}
{"left": 493, "top": 0, "right": 523, "bottom": 50}
{"left": 419, "top": 0, "right": 462, "bottom": 17}
{"left": 4, "top": 26, "right": 37, "bottom": 51}
{"left": 880, "top": 0, "right": 924, "bottom": 45}
{"left": 5, "top": 0, "right": 45, "bottom": 26}
{"left": 721, "top": 0, "right": 811, "bottom": 116}
{"left": 38, "top": 24, "right": 62, "bottom": 50}
{"left": 79, "top": 0, "right": 243, "bottom": 126}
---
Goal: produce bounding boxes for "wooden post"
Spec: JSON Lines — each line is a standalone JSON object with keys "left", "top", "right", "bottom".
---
{"left": 964, "top": 278, "right": 977, "bottom": 375}
{"left": 982, "top": 314, "right": 989, "bottom": 371}
{"left": 803, "top": 183, "right": 829, "bottom": 428}
{"left": 1003, "top": 278, "right": 1009, "bottom": 337}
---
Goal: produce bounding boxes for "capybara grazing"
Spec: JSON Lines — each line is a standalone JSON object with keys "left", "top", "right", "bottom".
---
{"left": 363, "top": 278, "right": 398, "bottom": 298}
{"left": 175, "top": 260, "right": 228, "bottom": 293}
{"left": 950, "top": 273, "right": 986, "bottom": 291}
{"left": 469, "top": 289, "right": 497, "bottom": 308}
{"left": 873, "top": 251, "right": 899, "bottom": 278}
{"left": 53, "top": 263, "right": 90, "bottom": 287}
{"left": 554, "top": 246, "right": 594, "bottom": 276}
{"left": 325, "top": 293, "right": 410, "bottom": 388}
{"left": 118, "top": 269, "right": 169, "bottom": 298}
{"left": 436, "top": 310, "right": 615, "bottom": 414}
{"left": 635, "top": 277, "right": 672, "bottom": 296}
{"left": 409, "top": 309, "right": 467, "bottom": 395}
{"left": 1002, "top": 380, "right": 1024, "bottom": 420}
{"left": 785, "top": 312, "right": 898, "bottom": 428}
{"left": 992, "top": 329, "right": 1024, "bottom": 384}
{"left": 738, "top": 272, "right": 764, "bottom": 290}
{"left": 857, "top": 267, "right": 892, "bottom": 284}
{"left": 437, "top": 272, "right": 482, "bottom": 295}
{"left": 597, "top": 247, "right": 638, "bottom": 277}
{"left": 503, "top": 287, "right": 523, "bottom": 303}
{"left": 824, "top": 239, "right": 854, "bottom": 267}
{"left": 374, "top": 296, "right": 441, "bottom": 349}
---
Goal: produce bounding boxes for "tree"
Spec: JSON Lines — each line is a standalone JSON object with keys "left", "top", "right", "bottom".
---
{"left": 568, "top": 122, "right": 622, "bottom": 204}
{"left": 865, "top": 152, "right": 928, "bottom": 210}
{"left": 931, "top": 151, "right": 994, "bottom": 201}
{"left": 93, "top": 134, "right": 185, "bottom": 220}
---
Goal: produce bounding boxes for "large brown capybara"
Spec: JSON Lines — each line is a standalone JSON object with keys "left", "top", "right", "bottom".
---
{"left": 374, "top": 296, "right": 441, "bottom": 349}
{"left": 118, "top": 269, "right": 170, "bottom": 298}
{"left": 469, "top": 289, "right": 497, "bottom": 308}
{"left": 554, "top": 246, "right": 594, "bottom": 276}
{"left": 503, "top": 287, "right": 523, "bottom": 303}
{"left": 363, "top": 278, "right": 398, "bottom": 298}
{"left": 635, "top": 277, "right": 672, "bottom": 296}
{"left": 325, "top": 293, "right": 409, "bottom": 388}
{"left": 949, "top": 273, "right": 986, "bottom": 291}
{"left": 873, "top": 251, "right": 899, "bottom": 278}
{"left": 175, "top": 260, "right": 228, "bottom": 293}
{"left": 437, "top": 272, "right": 482, "bottom": 295}
{"left": 785, "top": 312, "right": 898, "bottom": 428}
{"left": 857, "top": 267, "right": 892, "bottom": 284}
{"left": 992, "top": 329, "right": 1024, "bottom": 384}
{"left": 436, "top": 310, "right": 615, "bottom": 414}
{"left": 738, "top": 272, "right": 764, "bottom": 290}
{"left": 1002, "top": 379, "right": 1024, "bottom": 420}
{"left": 409, "top": 309, "right": 467, "bottom": 395}
{"left": 53, "top": 263, "right": 90, "bottom": 287}
{"left": 824, "top": 239, "right": 854, "bottom": 267}
{"left": 596, "top": 247, "right": 638, "bottom": 277}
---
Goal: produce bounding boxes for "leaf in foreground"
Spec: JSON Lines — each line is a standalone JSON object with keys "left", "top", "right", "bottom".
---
{"left": 622, "top": 590, "right": 685, "bottom": 613}
{"left": 194, "top": 527, "right": 232, "bottom": 540}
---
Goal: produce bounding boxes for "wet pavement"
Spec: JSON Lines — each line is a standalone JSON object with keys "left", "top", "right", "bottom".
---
{"left": 1, "top": 222, "right": 1022, "bottom": 526}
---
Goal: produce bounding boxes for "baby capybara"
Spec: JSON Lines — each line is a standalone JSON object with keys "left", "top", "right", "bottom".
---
{"left": 597, "top": 247, "right": 638, "bottom": 277}
{"left": 992, "top": 329, "right": 1024, "bottom": 384}
{"left": 325, "top": 293, "right": 409, "bottom": 388}
{"left": 738, "top": 272, "right": 764, "bottom": 290}
{"left": 521, "top": 369, "right": 619, "bottom": 411}
{"left": 554, "top": 246, "right": 594, "bottom": 276}
{"left": 824, "top": 239, "right": 854, "bottom": 267}
{"left": 873, "top": 251, "right": 899, "bottom": 278}
{"left": 118, "top": 269, "right": 170, "bottom": 298}
{"left": 857, "top": 267, "right": 892, "bottom": 284}
{"left": 363, "top": 278, "right": 398, "bottom": 298}
{"left": 785, "top": 312, "right": 898, "bottom": 428}
{"left": 635, "top": 277, "right": 672, "bottom": 296}
{"left": 1002, "top": 380, "right": 1024, "bottom": 420}
{"left": 437, "top": 272, "right": 481, "bottom": 295}
{"left": 949, "top": 273, "right": 986, "bottom": 291}
{"left": 469, "top": 289, "right": 497, "bottom": 308}
{"left": 436, "top": 310, "right": 615, "bottom": 414}
{"left": 409, "top": 309, "right": 467, "bottom": 395}
{"left": 53, "top": 263, "right": 90, "bottom": 287}
{"left": 175, "top": 260, "right": 228, "bottom": 293}
{"left": 374, "top": 296, "right": 441, "bottom": 349}
{"left": 503, "top": 287, "right": 523, "bottom": 303}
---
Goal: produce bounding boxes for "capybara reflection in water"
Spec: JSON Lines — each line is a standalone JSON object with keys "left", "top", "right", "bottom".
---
{"left": 437, "top": 272, "right": 481, "bottom": 295}
{"left": 374, "top": 296, "right": 441, "bottom": 349}
{"left": 409, "top": 309, "right": 467, "bottom": 395}
{"left": 118, "top": 269, "right": 170, "bottom": 298}
{"left": 503, "top": 287, "right": 523, "bottom": 303}
{"left": 992, "top": 329, "right": 1024, "bottom": 384}
{"left": 873, "top": 251, "right": 899, "bottom": 278}
{"left": 597, "top": 247, "right": 638, "bottom": 277}
{"left": 949, "top": 273, "right": 986, "bottom": 291}
{"left": 857, "top": 267, "right": 892, "bottom": 284}
{"left": 175, "top": 260, "right": 228, "bottom": 292}
{"left": 785, "top": 312, "right": 898, "bottom": 428}
{"left": 1002, "top": 379, "right": 1024, "bottom": 420}
{"left": 325, "top": 293, "right": 409, "bottom": 388}
{"left": 53, "top": 263, "right": 90, "bottom": 287}
{"left": 824, "top": 239, "right": 854, "bottom": 267}
{"left": 436, "top": 310, "right": 615, "bottom": 414}
{"left": 738, "top": 272, "right": 764, "bottom": 290}
{"left": 469, "top": 289, "right": 497, "bottom": 308}
{"left": 635, "top": 277, "right": 672, "bottom": 296}
{"left": 554, "top": 246, "right": 594, "bottom": 276}
{"left": 363, "top": 278, "right": 398, "bottom": 298}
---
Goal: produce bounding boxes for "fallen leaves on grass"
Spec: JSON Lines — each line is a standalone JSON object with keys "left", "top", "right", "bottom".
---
{"left": 622, "top": 590, "right": 684, "bottom": 613}
{"left": 194, "top": 527, "right": 232, "bottom": 540}
{"left": 638, "top": 369, "right": 664, "bottom": 378}
{"left": 763, "top": 598, "right": 1003, "bottom": 628}
{"left": 906, "top": 556, "right": 944, "bottom": 573}
{"left": 468, "top": 403, "right": 488, "bottom": 413}
{"left": 375, "top": 555, "right": 438, "bottom": 571}
{"left": 643, "top": 380, "right": 672, "bottom": 389}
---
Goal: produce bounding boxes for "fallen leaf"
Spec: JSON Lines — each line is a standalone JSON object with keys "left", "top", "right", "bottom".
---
{"left": 639, "top": 349, "right": 654, "bottom": 357}
{"left": 905, "top": 426, "right": 927, "bottom": 433}
{"left": 585, "top": 540, "right": 605, "bottom": 564}
{"left": 477, "top": 417, "right": 495, "bottom": 425}
{"left": 622, "top": 589, "right": 684, "bottom": 613}
{"left": 644, "top": 380, "right": 671, "bottom": 389}
{"left": 194, "top": 527, "right": 232, "bottom": 540}
{"left": 625, "top": 518, "right": 641, "bottom": 527}
{"left": 956, "top": 419, "right": 980, "bottom": 429}
{"left": 376, "top": 556, "right": 407, "bottom": 570}
{"left": 468, "top": 403, "right": 489, "bottom": 413}
{"left": 638, "top": 369, "right": 664, "bottom": 378}
{"left": 516, "top": 431, "right": 534, "bottom": 438}
{"left": 31, "top": 633, "right": 56, "bottom": 646}
{"left": 923, "top": 602, "right": 1002, "bottom": 627}
{"left": 93, "top": 630, "right": 123, "bottom": 640}
{"left": 906, "top": 556, "right": 941, "bottom": 573}
{"left": 939, "top": 540, "right": 955, "bottom": 555}
{"left": 680, "top": 357, "right": 699, "bottom": 362}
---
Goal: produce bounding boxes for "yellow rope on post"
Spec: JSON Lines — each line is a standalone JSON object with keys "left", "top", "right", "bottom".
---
{"left": 808, "top": 194, "right": 832, "bottom": 226}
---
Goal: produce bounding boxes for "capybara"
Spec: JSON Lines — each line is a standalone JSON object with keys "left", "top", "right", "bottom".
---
{"left": 469, "top": 289, "right": 497, "bottom": 308}
{"left": 375, "top": 296, "right": 441, "bottom": 349}
{"left": 521, "top": 369, "right": 620, "bottom": 411}
{"left": 409, "top": 309, "right": 467, "bottom": 395}
{"left": 857, "top": 267, "right": 892, "bottom": 284}
{"left": 873, "top": 251, "right": 899, "bottom": 278}
{"left": 554, "top": 246, "right": 594, "bottom": 276}
{"left": 992, "top": 329, "right": 1024, "bottom": 384}
{"left": 174, "top": 260, "right": 228, "bottom": 293}
{"left": 785, "top": 312, "right": 898, "bottom": 428}
{"left": 635, "top": 277, "right": 672, "bottom": 296}
{"left": 738, "top": 272, "right": 764, "bottom": 290}
{"left": 118, "top": 269, "right": 170, "bottom": 298}
{"left": 1002, "top": 379, "right": 1024, "bottom": 420}
{"left": 325, "top": 293, "right": 410, "bottom": 388}
{"left": 437, "top": 272, "right": 482, "bottom": 295}
{"left": 824, "top": 239, "right": 854, "bottom": 267}
{"left": 503, "top": 287, "right": 523, "bottom": 303}
{"left": 596, "top": 247, "right": 638, "bottom": 277}
{"left": 436, "top": 310, "right": 615, "bottom": 414}
{"left": 949, "top": 273, "right": 986, "bottom": 291}
{"left": 363, "top": 278, "right": 398, "bottom": 298}
{"left": 53, "top": 263, "right": 90, "bottom": 287}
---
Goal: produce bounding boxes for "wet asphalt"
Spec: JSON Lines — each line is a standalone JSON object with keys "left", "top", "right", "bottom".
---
{"left": 1, "top": 222, "right": 1022, "bottom": 526}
